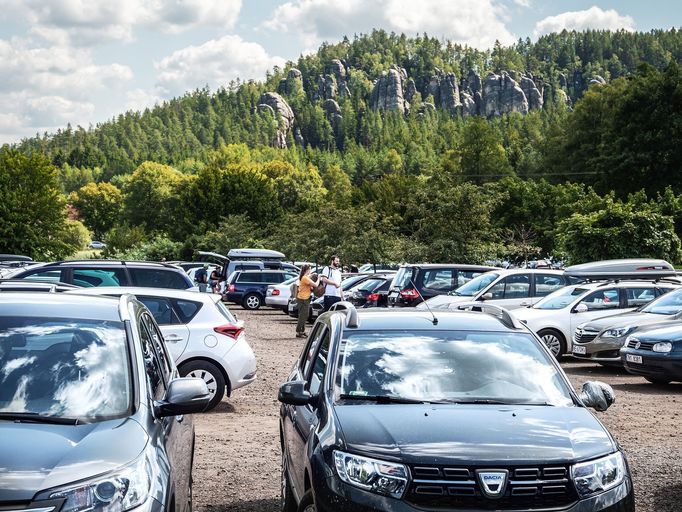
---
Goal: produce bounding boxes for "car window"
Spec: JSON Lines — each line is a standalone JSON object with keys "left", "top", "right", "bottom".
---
{"left": 301, "top": 324, "right": 327, "bottom": 377}
{"left": 172, "top": 298, "right": 204, "bottom": 323}
{"left": 237, "top": 272, "right": 261, "bottom": 283}
{"left": 308, "top": 330, "right": 331, "bottom": 396}
{"left": 457, "top": 270, "right": 487, "bottom": 286}
{"left": 421, "top": 269, "right": 455, "bottom": 292}
{"left": 534, "top": 274, "right": 564, "bottom": 297}
{"left": 391, "top": 267, "right": 415, "bottom": 289}
{"left": 262, "top": 272, "right": 283, "bottom": 283}
{"left": 141, "top": 313, "right": 173, "bottom": 377}
{"left": 22, "top": 269, "right": 64, "bottom": 283}
{"left": 580, "top": 288, "right": 620, "bottom": 311}
{"left": 138, "top": 296, "right": 180, "bottom": 325}
{"left": 355, "top": 278, "right": 385, "bottom": 292}
{"left": 72, "top": 268, "right": 126, "bottom": 287}
{"left": 138, "top": 317, "right": 167, "bottom": 400}
{"left": 453, "top": 272, "right": 499, "bottom": 297}
{"left": 625, "top": 287, "right": 658, "bottom": 307}
{"left": 129, "top": 268, "right": 189, "bottom": 289}
{"left": 489, "top": 274, "right": 530, "bottom": 299}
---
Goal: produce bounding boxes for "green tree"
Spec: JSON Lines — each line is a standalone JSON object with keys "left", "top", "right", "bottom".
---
{"left": 457, "top": 117, "right": 513, "bottom": 184}
{"left": 69, "top": 181, "right": 122, "bottom": 238}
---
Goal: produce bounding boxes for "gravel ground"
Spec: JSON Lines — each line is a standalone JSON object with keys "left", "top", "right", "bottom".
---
{"left": 193, "top": 307, "right": 682, "bottom": 512}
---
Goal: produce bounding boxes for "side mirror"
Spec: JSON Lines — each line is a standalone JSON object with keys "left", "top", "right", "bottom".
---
{"left": 154, "top": 378, "right": 210, "bottom": 417}
{"left": 574, "top": 303, "right": 589, "bottom": 313}
{"left": 480, "top": 292, "right": 493, "bottom": 301}
{"left": 579, "top": 381, "right": 615, "bottom": 412}
{"left": 278, "top": 381, "right": 314, "bottom": 406}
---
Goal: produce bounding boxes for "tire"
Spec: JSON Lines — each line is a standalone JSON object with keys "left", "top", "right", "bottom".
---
{"left": 281, "top": 448, "right": 297, "bottom": 512}
{"left": 242, "top": 293, "right": 262, "bottom": 310}
{"left": 297, "top": 491, "right": 316, "bottom": 512}
{"left": 538, "top": 329, "right": 566, "bottom": 359}
{"left": 179, "top": 360, "right": 226, "bottom": 411}
{"left": 645, "top": 377, "right": 671, "bottom": 385}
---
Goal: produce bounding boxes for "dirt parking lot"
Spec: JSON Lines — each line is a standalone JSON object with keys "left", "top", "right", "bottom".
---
{"left": 193, "top": 307, "right": 682, "bottom": 512}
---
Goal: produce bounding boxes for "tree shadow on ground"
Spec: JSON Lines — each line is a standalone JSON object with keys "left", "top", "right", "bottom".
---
{"left": 650, "top": 483, "right": 682, "bottom": 512}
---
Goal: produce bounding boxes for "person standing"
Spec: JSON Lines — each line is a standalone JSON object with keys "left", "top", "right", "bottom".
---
{"left": 321, "top": 255, "right": 342, "bottom": 311}
{"left": 296, "top": 264, "right": 320, "bottom": 338}
{"left": 194, "top": 264, "right": 209, "bottom": 293}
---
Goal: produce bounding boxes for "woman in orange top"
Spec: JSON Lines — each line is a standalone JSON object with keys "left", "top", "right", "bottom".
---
{"left": 296, "top": 264, "right": 320, "bottom": 338}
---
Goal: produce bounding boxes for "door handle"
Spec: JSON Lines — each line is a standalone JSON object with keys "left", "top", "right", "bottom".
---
{"left": 165, "top": 335, "right": 183, "bottom": 343}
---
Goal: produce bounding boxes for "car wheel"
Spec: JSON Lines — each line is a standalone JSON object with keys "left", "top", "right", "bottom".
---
{"left": 179, "top": 360, "right": 226, "bottom": 410}
{"left": 242, "top": 293, "right": 262, "bottom": 310}
{"left": 297, "top": 491, "right": 316, "bottom": 512}
{"left": 645, "top": 377, "right": 671, "bottom": 385}
{"left": 538, "top": 329, "right": 566, "bottom": 358}
{"left": 281, "top": 448, "right": 296, "bottom": 512}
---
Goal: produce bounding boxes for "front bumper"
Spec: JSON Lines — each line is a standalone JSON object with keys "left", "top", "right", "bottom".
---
{"left": 311, "top": 475, "right": 634, "bottom": 512}
{"left": 621, "top": 349, "right": 682, "bottom": 381}
{"left": 572, "top": 336, "right": 625, "bottom": 364}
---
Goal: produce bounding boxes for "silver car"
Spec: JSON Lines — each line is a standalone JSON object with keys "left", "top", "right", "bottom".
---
{"left": 572, "top": 287, "right": 682, "bottom": 364}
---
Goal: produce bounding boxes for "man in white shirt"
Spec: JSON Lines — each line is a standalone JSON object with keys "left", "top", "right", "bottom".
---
{"left": 320, "top": 255, "right": 342, "bottom": 311}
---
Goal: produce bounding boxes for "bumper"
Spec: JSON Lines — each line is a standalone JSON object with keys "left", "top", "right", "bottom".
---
{"left": 266, "top": 295, "right": 289, "bottom": 307}
{"left": 223, "top": 338, "right": 257, "bottom": 392}
{"left": 225, "top": 292, "right": 243, "bottom": 304}
{"left": 621, "top": 350, "right": 682, "bottom": 380}
{"left": 311, "top": 475, "right": 634, "bottom": 512}
{"left": 572, "top": 337, "right": 625, "bottom": 363}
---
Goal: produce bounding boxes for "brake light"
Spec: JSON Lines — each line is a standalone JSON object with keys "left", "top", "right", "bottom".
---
{"left": 367, "top": 293, "right": 380, "bottom": 301}
{"left": 399, "top": 288, "right": 419, "bottom": 299}
{"left": 272, "top": 289, "right": 280, "bottom": 296}
{"left": 228, "top": 284, "right": 235, "bottom": 293}
{"left": 214, "top": 324, "right": 244, "bottom": 340}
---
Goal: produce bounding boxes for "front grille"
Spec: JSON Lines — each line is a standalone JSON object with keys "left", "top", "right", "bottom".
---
{"left": 407, "top": 464, "right": 578, "bottom": 510}
{"left": 574, "top": 329, "right": 598, "bottom": 344}
{"left": 627, "top": 340, "right": 656, "bottom": 350}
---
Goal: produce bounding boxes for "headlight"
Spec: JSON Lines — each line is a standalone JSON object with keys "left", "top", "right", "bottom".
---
{"left": 653, "top": 342, "right": 673, "bottom": 353}
{"left": 571, "top": 452, "right": 625, "bottom": 498}
{"left": 333, "top": 450, "right": 408, "bottom": 499}
{"left": 601, "top": 327, "right": 633, "bottom": 338}
{"left": 42, "top": 455, "right": 152, "bottom": 512}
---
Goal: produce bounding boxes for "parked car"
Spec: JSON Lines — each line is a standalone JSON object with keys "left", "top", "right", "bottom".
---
{"left": 0, "top": 279, "right": 80, "bottom": 293}
{"left": 347, "top": 273, "right": 393, "bottom": 307}
{"left": 67, "top": 287, "right": 256, "bottom": 410}
{"left": 388, "top": 264, "right": 497, "bottom": 307}
{"left": 572, "top": 286, "right": 682, "bottom": 365}
{"left": 278, "top": 302, "right": 633, "bottom": 512}
{"left": 512, "top": 280, "right": 679, "bottom": 358}
{"left": 421, "top": 269, "right": 577, "bottom": 311}
{"left": 621, "top": 322, "right": 682, "bottom": 384}
{"left": 88, "top": 240, "right": 107, "bottom": 249}
{"left": 197, "top": 249, "right": 299, "bottom": 278}
{"left": 225, "top": 269, "right": 298, "bottom": 310}
{"left": 266, "top": 276, "right": 299, "bottom": 311}
{"left": 11, "top": 260, "right": 195, "bottom": 289}
{"left": 0, "top": 293, "right": 210, "bottom": 511}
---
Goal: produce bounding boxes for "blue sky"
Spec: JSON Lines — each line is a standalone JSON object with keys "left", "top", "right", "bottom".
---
{"left": 0, "top": 0, "right": 679, "bottom": 143}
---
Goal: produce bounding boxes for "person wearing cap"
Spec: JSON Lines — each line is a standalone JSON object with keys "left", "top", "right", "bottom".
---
{"left": 195, "top": 264, "right": 209, "bottom": 292}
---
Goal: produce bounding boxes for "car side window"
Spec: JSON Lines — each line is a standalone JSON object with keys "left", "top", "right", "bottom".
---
{"left": 534, "top": 274, "right": 564, "bottom": 297}
{"left": 307, "top": 330, "right": 331, "bottom": 396}
{"left": 130, "top": 269, "right": 188, "bottom": 289}
{"left": 171, "top": 299, "right": 203, "bottom": 323}
{"left": 72, "top": 268, "right": 126, "bottom": 287}
{"left": 237, "top": 272, "right": 260, "bottom": 283}
{"left": 138, "top": 318, "right": 166, "bottom": 400}
{"left": 22, "top": 269, "right": 64, "bottom": 283}
{"left": 580, "top": 288, "right": 620, "bottom": 311}
{"left": 422, "top": 269, "right": 455, "bottom": 292}
{"left": 138, "top": 296, "right": 180, "bottom": 325}
{"left": 301, "top": 324, "right": 327, "bottom": 377}
{"left": 141, "top": 314, "right": 173, "bottom": 379}
{"left": 625, "top": 287, "right": 657, "bottom": 307}
{"left": 489, "top": 275, "right": 530, "bottom": 299}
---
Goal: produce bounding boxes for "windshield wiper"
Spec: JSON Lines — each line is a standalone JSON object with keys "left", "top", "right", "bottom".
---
{"left": 338, "top": 394, "right": 427, "bottom": 404}
{"left": 0, "top": 412, "right": 81, "bottom": 425}
{"left": 428, "top": 398, "right": 555, "bottom": 406}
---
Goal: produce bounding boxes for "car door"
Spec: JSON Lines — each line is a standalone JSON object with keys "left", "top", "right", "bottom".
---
{"left": 483, "top": 274, "right": 531, "bottom": 309}
{"left": 569, "top": 287, "right": 622, "bottom": 336}
{"left": 138, "top": 296, "right": 191, "bottom": 361}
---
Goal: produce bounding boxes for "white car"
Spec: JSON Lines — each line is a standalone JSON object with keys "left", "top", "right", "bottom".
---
{"left": 67, "top": 287, "right": 256, "bottom": 409}
{"left": 419, "top": 269, "right": 574, "bottom": 311}
{"left": 512, "top": 280, "right": 680, "bottom": 358}
{"left": 266, "top": 276, "right": 298, "bottom": 310}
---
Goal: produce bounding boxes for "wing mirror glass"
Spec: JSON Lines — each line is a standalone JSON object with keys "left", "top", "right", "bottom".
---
{"left": 154, "top": 377, "right": 210, "bottom": 417}
{"left": 574, "top": 303, "right": 589, "bottom": 313}
{"left": 480, "top": 292, "right": 493, "bottom": 301}
{"left": 278, "top": 381, "right": 314, "bottom": 406}
{"left": 579, "top": 381, "right": 615, "bottom": 411}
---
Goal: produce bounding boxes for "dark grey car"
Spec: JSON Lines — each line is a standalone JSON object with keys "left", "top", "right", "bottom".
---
{"left": 0, "top": 293, "right": 209, "bottom": 512}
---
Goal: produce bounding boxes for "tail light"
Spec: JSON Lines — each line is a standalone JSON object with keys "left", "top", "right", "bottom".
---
{"left": 272, "top": 289, "right": 280, "bottom": 296}
{"left": 367, "top": 293, "right": 380, "bottom": 301}
{"left": 214, "top": 323, "right": 244, "bottom": 340}
{"left": 399, "top": 288, "right": 419, "bottom": 299}
{"left": 228, "top": 284, "right": 236, "bottom": 293}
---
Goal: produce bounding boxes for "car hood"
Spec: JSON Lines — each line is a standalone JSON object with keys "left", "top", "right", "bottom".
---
{"left": 335, "top": 404, "right": 614, "bottom": 465}
{"left": 417, "top": 295, "right": 471, "bottom": 309}
{"left": 511, "top": 307, "right": 563, "bottom": 323}
{"left": 627, "top": 321, "right": 682, "bottom": 342}
{"left": 0, "top": 417, "right": 148, "bottom": 501}
{"left": 581, "top": 311, "right": 670, "bottom": 332}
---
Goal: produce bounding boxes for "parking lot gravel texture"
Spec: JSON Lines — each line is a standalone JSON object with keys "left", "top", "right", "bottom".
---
{"left": 193, "top": 307, "right": 682, "bottom": 512}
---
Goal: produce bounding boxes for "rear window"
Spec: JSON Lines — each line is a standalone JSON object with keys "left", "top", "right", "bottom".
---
{"left": 391, "top": 267, "right": 415, "bottom": 290}
{"left": 171, "top": 298, "right": 203, "bottom": 323}
{"left": 137, "top": 296, "right": 180, "bottom": 325}
{"left": 129, "top": 268, "right": 190, "bottom": 289}
{"left": 215, "top": 301, "right": 237, "bottom": 323}
{"left": 236, "top": 272, "right": 262, "bottom": 283}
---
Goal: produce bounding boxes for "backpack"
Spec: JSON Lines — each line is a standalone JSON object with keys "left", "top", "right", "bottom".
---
{"left": 290, "top": 280, "right": 299, "bottom": 298}
{"left": 313, "top": 268, "right": 330, "bottom": 297}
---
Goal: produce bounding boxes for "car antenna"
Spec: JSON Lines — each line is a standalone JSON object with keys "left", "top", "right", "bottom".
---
{"left": 411, "top": 279, "right": 438, "bottom": 325}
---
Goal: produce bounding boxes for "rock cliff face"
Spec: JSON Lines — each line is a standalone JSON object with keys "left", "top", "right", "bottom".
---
{"left": 428, "top": 71, "right": 461, "bottom": 113}
{"left": 482, "top": 72, "right": 529, "bottom": 116}
{"left": 519, "top": 75, "right": 543, "bottom": 111}
{"left": 257, "top": 92, "right": 295, "bottom": 148}
{"left": 369, "top": 66, "right": 409, "bottom": 114}
{"left": 278, "top": 68, "right": 303, "bottom": 96}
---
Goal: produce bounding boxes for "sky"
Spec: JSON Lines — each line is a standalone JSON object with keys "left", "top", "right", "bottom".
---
{"left": 0, "top": 0, "right": 680, "bottom": 143}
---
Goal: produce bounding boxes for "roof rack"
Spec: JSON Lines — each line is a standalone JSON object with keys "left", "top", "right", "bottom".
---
{"left": 329, "top": 301, "right": 360, "bottom": 328}
{"left": 453, "top": 302, "right": 524, "bottom": 330}
{"left": 564, "top": 259, "right": 676, "bottom": 281}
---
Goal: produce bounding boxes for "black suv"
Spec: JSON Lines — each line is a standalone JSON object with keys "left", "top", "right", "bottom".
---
{"left": 278, "top": 303, "right": 634, "bottom": 512}
{"left": 388, "top": 264, "right": 497, "bottom": 306}
{"left": 226, "top": 269, "right": 298, "bottom": 309}
{"left": 10, "top": 260, "right": 194, "bottom": 289}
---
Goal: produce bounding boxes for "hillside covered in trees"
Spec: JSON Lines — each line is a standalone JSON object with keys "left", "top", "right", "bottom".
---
{"left": 4, "top": 29, "right": 682, "bottom": 265}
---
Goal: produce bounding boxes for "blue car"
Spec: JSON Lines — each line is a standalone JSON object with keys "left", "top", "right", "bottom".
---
{"left": 226, "top": 269, "right": 298, "bottom": 310}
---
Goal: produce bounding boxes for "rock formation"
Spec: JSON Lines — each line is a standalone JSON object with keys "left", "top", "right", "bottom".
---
{"left": 428, "top": 71, "right": 461, "bottom": 113}
{"left": 519, "top": 75, "right": 543, "bottom": 111}
{"left": 278, "top": 68, "right": 303, "bottom": 96}
{"left": 257, "top": 92, "right": 295, "bottom": 148}
{"left": 369, "top": 66, "right": 409, "bottom": 114}
{"left": 482, "top": 72, "right": 529, "bottom": 116}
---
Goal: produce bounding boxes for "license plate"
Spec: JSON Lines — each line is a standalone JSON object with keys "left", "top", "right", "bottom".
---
{"left": 626, "top": 354, "right": 642, "bottom": 364}
{"left": 572, "top": 345, "right": 586, "bottom": 355}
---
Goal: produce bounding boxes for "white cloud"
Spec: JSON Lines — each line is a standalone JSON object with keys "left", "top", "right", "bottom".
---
{"left": 263, "top": 0, "right": 516, "bottom": 51}
{"left": 125, "top": 88, "right": 163, "bottom": 112}
{"left": 154, "top": 35, "right": 285, "bottom": 98}
{"left": 534, "top": 6, "right": 635, "bottom": 38}
{"left": 0, "top": 0, "right": 242, "bottom": 46}
{"left": 513, "top": 0, "right": 530, "bottom": 7}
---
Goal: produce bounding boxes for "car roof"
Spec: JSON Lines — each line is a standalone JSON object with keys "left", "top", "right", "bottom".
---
{"left": 0, "top": 292, "right": 124, "bottom": 321}
{"left": 236, "top": 268, "right": 296, "bottom": 273}
{"left": 399, "top": 263, "right": 498, "bottom": 270}
{"left": 491, "top": 268, "right": 564, "bottom": 276}
{"left": 22, "top": 260, "right": 185, "bottom": 269}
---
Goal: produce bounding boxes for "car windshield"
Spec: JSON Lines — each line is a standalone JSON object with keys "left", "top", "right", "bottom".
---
{"left": 391, "top": 267, "right": 414, "bottom": 290}
{"left": 354, "top": 278, "right": 385, "bottom": 293}
{"left": 335, "top": 330, "right": 573, "bottom": 406}
{"left": 533, "top": 287, "right": 590, "bottom": 310}
{"left": 342, "top": 275, "right": 370, "bottom": 291}
{"left": 640, "top": 288, "right": 682, "bottom": 315}
{"left": 0, "top": 316, "right": 131, "bottom": 421}
{"left": 451, "top": 272, "right": 499, "bottom": 296}
{"left": 283, "top": 276, "right": 298, "bottom": 285}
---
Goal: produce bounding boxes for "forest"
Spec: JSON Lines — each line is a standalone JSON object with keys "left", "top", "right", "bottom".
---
{"left": 2, "top": 28, "right": 682, "bottom": 266}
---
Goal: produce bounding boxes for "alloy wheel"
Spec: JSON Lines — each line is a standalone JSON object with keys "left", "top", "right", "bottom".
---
{"left": 542, "top": 333, "right": 561, "bottom": 356}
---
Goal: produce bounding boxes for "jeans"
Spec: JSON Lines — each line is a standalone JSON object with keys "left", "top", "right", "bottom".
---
{"left": 297, "top": 297, "right": 311, "bottom": 334}
{"left": 323, "top": 295, "right": 342, "bottom": 312}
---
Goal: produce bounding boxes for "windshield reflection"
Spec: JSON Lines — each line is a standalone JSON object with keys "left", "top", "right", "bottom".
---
{"left": 641, "top": 288, "right": 682, "bottom": 315}
{"left": 335, "top": 331, "right": 573, "bottom": 406}
{"left": 0, "top": 318, "right": 131, "bottom": 420}
{"left": 451, "top": 273, "right": 499, "bottom": 296}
